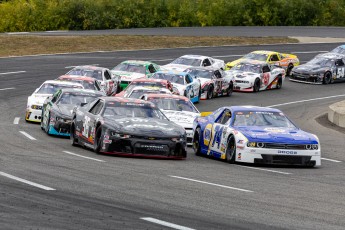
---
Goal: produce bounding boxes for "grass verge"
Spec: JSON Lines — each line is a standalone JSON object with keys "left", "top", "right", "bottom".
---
{"left": 0, "top": 35, "right": 298, "bottom": 57}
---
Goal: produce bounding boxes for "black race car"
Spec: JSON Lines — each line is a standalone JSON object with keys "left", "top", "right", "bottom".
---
{"left": 70, "top": 97, "right": 187, "bottom": 158}
{"left": 290, "top": 53, "right": 345, "bottom": 84}
{"left": 41, "top": 88, "right": 104, "bottom": 136}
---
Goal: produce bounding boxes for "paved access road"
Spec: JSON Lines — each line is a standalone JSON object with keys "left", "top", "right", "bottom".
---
{"left": 1, "top": 42, "right": 345, "bottom": 230}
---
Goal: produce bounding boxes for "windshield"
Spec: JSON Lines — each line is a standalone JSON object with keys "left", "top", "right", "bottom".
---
{"left": 185, "top": 69, "right": 214, "bottom": 79}
{"left": 103, "top": 102, "right": 166, "bottom": 119}
{"left": 152, "top": 73, "right": 184, "bottom": 84}
{"left": 171, "top": 57, "right": 201, "bottom": 66}
{"left": 331, "top": 46, "right": 345, "bottom": 55}
{"left": 37, "top": 83, "right": 82, "bottom": 94}
{"left": 62, "top": 79, "right": 98, "bottom": 90}
{"left": 243, "top": 53, "right": 268, "bottom": 61}
{"left": 307, "top": 57, "right": 334, "bottom": 67}
{"left": 67, "top": 68, "right": 103, "bottom": 81}
{"left": 232, "top": 63, "right": 262, "bottom": 73}
{"left": 112, "top": 63, "right": 146, "bottom": 74}
{"left": 148, "top": 98, "right": 199, "bottom": 113}
{"left": 57, "top": 92, "right": 100, "bottom": 105}
{"left": 233, "top": 111, "right": 296, "bottom": 128}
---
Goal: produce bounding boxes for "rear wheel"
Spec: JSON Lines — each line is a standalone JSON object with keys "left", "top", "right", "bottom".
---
{"left": 94, "top": 126, "right": 103, "bottom": 153}
{"left": 225, "top": 135, "right": 236, "bottom": 163}
{"left": 207, "top": 86, "right": 214, "bottom": 99}
{"left": 323, "top": 72, "right": 332, "bottom": 84}
{"left": 253, "top": 79, "right": 260, "bottom": 92}
{"left": 286, "top": 64, "right": 293, "bottom": 76}
{"left": 193, "top": 127, "right": 202, "bottom": 156}
{"left": 45, "top": 113, "right": 51, "bottom": 135}
{"left": 227, "top": 83, "right": 233, "bottom": 96}
{"left": 276, "top": 76, "right": 282, "bottom": 89}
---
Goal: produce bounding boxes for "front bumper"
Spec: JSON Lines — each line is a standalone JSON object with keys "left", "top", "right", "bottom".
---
{"left": 25, "top": 108, "right": 42, "bottom": 122}
{"left": 290, "top": 73, "right": 322, "bottom": 84}
{"left": 48, "top": 119, "right": 72, "bottom": 136}
{"left": 233, "top": 83, "right": 254, "bottom": 92}
{"left": 237, "top": 147, "right": 321, "bottom": 166}
{"left": 101, "top": 136, "right": 187, "bottom": 158}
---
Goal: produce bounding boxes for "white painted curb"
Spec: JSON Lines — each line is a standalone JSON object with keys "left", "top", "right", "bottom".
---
{"left": 328, "top": 101, "right": 345, "bottom": 128}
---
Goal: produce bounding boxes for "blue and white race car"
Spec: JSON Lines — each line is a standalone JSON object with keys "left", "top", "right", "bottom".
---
{"left": 192, "top": 106, "right": 321, "bottom": 167}
{"left": 151, "top": 71, "right": 201, "bottom": 103}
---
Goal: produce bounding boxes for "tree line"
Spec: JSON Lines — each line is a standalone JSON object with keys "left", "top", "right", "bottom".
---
{"left": 0, "top": 0, "right": 344, "bottom": 32}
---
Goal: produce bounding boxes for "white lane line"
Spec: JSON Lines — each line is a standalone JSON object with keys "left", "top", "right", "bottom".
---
{"left": 169, "top": 175, "right": 253, "bottom": 192}
{"left": 0, "top": 71, "right": 26, "bottom": 75}
{"left": 62, "top": 151, "right": 105, "bottom": 162}
{"left": 141, "top": 217, "right": 195, "bottom": 230}
{"left": 13, "top": 117, "right": 20, "bottom": 124}
{"left": 45, "top": 30, "right": 68, "bottom": 33}
{"left": 64, "top": 64, "right": 99, "bottom": 69}
{"left": 19, "top": 131, "right": 36, "bottom": 140}
{"left": 0, "top": 87, "right": 15, "bottom": 91}
{"left": 6, "top": 32, "right": 29, "bottom": 35}
{"left": 268, "top": 94, "right": 345, "bottom": 108}
{"left": 321, "top": 157, "right": 342, "bottom": 163}
{"left": 0, "top": 172, "right": 55, "bottom": 191}
{"left": 237, "top": 165, "right": 291, "bottom": 175}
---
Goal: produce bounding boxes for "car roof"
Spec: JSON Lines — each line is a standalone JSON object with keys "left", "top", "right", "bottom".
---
{"left": 73, "top": 65, "right": 107, "bottom": 71}
{"left": 317, "top": 52, "right": 345, "bottom": 59}
{"left": 100, "top": 96, "right": 155, "bottom": 106}
{"left": 185, "top": 66, "right": 217, "bottom": 71}
{"left": 58, "top": 75, "right": 97, "bottom": 82}
{"left": 155, "top": 70, "right": 189, "bottom": 76}
{"left": 132, "top": 78, "right": 169, "bottom": 83}
{"left": 236, "top": 60, "right": 267, "bottom": 66}
{"left": 145, "top": 94, "right": 189, "bottom": 100}
{"left": 42, "top": 80, "right": 83, "bottom": 86}
{"left": 130, "top": 86, "right": 170, "bottom": 91}
{"left": 228, "top": 106, "right": 282, "bottom": 113}
{"left": 59, "top": 88, "right": 103, "bottom": 95}
{"left": 120, "top": 60, "right": 155, "bottom": 65}
{"left": 180, "top": 55, "right": 210, "bottom": 60}
{"left": 251, "top": 50, "right": 277, "bottom": 55}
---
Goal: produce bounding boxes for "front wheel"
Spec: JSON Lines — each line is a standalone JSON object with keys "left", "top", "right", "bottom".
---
{"left": 193, "top": 128, "right": 202, "bottom": 156}
{"left": 225, "top": 135, "right": 236, "bottom": 163}
{"left": 207, "top": 86, "right": 214, "bottom": 99}
{"left": 286, "top": 64, "right": 293, "bottom": 76}
{"left": 94, "top": 126, "right": 103, "bottom": 153}
{"left": 323, "top": 72, "right": 333, "bottom": 84}
{"left": 45, "top": 113, "right": 51, "bottom": 135}
{"left": 253, "top": 79, "right": 260, "bottom": 92}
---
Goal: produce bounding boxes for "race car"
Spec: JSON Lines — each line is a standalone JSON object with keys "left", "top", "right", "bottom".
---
{"left": 57, "top": 75, "right": 106, "bottom": 95}
{"left": 122, "top": 86, "right": 172, "bottom": 99}
{"left": 330, "top": 45, "right": 345, "bottom": 55}
{"left": 111, "top": 60, "right": 161, "bottom": 90}
{"left": 290, "top": 52, "right": 345, "bottom": 84}
{"left": 184, "top": 66, "right": 233, "bottom": 99}
{"left": 70, "top": 97, "right": 187, "bottom": 158}
{"left": 66, "top": 65, "right": 120, "bottom": 95}
{"left": 151, "top": 71, "right": 201, "bottom": 103}
{"left": 141, "top": 94, "right": 200, "bottom": 144}
{"left": 225, "top": 50, "right": 299, "bottom": 76}
{"left": 192, "top": 106, "right": 321, "bottom": 167}
{"left": 226, "top": 60, "right": 286, "bottom": 92}
{"left": 25, "top": 80, "right": 83, "bottom": 123}
{"left": 41, "top": 88, "right": 104, "bottom": 136}
{"left": 115, "top": 78, "right": 173, "bottom": 97}
{"left": 163, "top": 55, "right": 225, "bottom": 72}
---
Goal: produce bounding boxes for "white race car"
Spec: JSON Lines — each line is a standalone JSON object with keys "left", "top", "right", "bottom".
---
{"left": 163, "top": 55, "right": 225, "bottom": 72}
{"left": 26, "top": 80, "right": 83, "bottom": 122}
{"left": 142, "top": 94, "right": 200, "bottom": 145}
{"left": 226, "top": 60, "right": 286, "bottom": 92}
{"left": 184, "top": 66, "right": 233, "bottom": 99}
{"left": 122, "top": 85, "right": 172, "bottom": 99}
{"left": 67, "top": 65, "right": 120, "bottom": 95}
{"left": 151, "top": 71, "right": 201, "bottom": 103}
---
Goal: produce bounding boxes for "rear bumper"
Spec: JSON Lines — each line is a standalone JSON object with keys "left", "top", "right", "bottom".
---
{"left": 25, "top": 108, "right": 42, "bottom": 122}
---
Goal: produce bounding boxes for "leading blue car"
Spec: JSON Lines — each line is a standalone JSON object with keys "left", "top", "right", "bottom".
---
{"left": 192, "top": 106, "right": 321, "bottom": 167}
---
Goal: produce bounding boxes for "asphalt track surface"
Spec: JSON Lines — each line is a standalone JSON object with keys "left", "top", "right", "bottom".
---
{"left": 1, "top": 42, "right": 345, "bottom": 230}
{"left": 5, "top": 26, "right": 345, "bottom": 37}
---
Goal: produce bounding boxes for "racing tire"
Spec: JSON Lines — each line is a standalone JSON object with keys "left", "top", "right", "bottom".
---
{"left": 286, "top": 64, "right": 293, "bottom": 76}
{"left": 225, "top": 135, "right": 236, "bottom": 164}
{"left": 227, "top": 83, "right": 233, "bottom": 97}
{"left": 94, "top": 126, "right": 103, "bottom": 154}
{"left": 193, "top": 127, "right": 202, "bottom": 156}
{"left": 323, "top": 72, "right": 332, "bottom": 85}
{"left": 207, "top": 86, "right": 214, "bottom": 99}
{"left": 45, "top": 113, "right": 51, "bottom": 135}
{"left": 276, "top": 76, "right": 282, "bottom": 89}
{"left": 70, "top": 122, "right": 78, "bottom": 146}
{"left": 253, "top": 79, "right": 260, "bottom": 92}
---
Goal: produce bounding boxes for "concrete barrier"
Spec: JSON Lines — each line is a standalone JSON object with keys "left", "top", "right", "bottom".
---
{"left": 328, "top": 101, "right": 345, "bottom": 128}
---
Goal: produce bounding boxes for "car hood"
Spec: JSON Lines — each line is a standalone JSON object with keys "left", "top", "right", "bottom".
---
{"left": 162, "top": 110, "right": 200, "bottom": 128}
{"left": 230, "top": 71, "right": 260, "bottom": 79}
{"left": 227, "top": 58, "right": 244, "bottom": 68}
{"left": 111, "top": 70, "right": 146, "bottom": 80}
{"left": 105, "top": 117, "right": 185, "bottom": 137}
{"left": 56, "top": 104, "right": 76, "bottom": 118}
{"left": 236, "top": 126, "right": 318, "bottom": 144}
{"left": 28, "top": 93, "right": 52, "bottom": 105}
{"left": 293, "top": 64, "right": 328, "bottom": 74}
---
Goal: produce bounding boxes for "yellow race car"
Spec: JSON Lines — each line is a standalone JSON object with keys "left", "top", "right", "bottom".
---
{"left": 226, "top": 50, "right": 299, "bottom": 76}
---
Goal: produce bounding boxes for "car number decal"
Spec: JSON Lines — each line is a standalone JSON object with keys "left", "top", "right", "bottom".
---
{"left": 82, "top": 116, "right": 91, "bottom": 138}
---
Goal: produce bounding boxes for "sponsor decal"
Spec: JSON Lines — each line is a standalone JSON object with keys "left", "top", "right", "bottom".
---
{"left": 278, "top": 150, "right": 297, "bottom": 155}
{"left": 237, "top": 153, "right": 241, "bottom": 160}
{"left": 237, "top": 140, "right": 244, "bottom": 144}
{"left": 264, "top": 127, "right": 285, "bottom": 133}
{"left": 203, "top": 124, "right": 212, "bottom": 146}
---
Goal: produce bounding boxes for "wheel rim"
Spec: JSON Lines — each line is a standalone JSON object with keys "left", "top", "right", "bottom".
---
{"left": 193, "top": 133, "right": 199, "bottom": 153}
{"left": 324, "top": 73, "right": 331, "bottom": 84}
{"left": 226, "top": 137, "right": 235, "bottom": 160}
